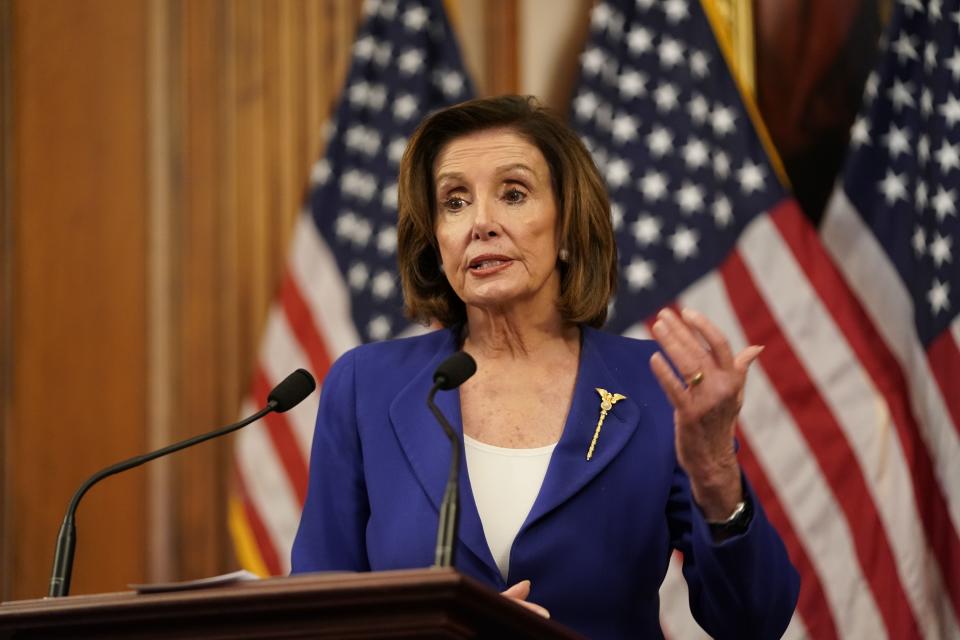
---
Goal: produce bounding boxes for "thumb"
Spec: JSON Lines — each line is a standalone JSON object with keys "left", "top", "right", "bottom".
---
{"left": 501, "top": 579, "right": 531, "bottom": 600}
{"left": 734, "top": 345, "right": 764, "bottom": 371}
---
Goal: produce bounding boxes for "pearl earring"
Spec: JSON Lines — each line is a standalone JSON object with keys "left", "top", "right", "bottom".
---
{"left": 558, "top": 248, "right": 570, "bottom": 262}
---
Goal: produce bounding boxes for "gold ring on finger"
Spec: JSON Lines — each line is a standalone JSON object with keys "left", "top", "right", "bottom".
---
{"left": 688, "top": 371, "right": 705, "bottom": 387}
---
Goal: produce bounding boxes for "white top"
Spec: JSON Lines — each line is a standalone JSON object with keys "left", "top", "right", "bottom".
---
{"left": 464, "top": 434, "right": 557, "bottom": 580}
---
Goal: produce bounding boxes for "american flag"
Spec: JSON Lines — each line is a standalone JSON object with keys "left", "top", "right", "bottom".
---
{"left": 822, "top": 0, "right": 960, "bottom": 637}
{"left": 228, "top": 0, "right": 473, "bottom": 577}
{"left": 574, "top": 0, "right": 958, "bottom": 638}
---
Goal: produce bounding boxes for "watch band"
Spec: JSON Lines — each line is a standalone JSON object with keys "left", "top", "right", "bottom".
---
{"left": 707, "top": 494, "right": 753, "bottom": 538}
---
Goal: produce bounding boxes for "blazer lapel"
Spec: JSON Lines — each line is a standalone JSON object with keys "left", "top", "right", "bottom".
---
{"left": 523, "top": 327, "right": 644, "bottom": 528}
{"left": 388, "top": 332, "right": 499, "bottom": 577}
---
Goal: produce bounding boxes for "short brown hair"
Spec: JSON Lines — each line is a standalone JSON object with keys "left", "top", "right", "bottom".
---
{"left": 397, "top": 95, "right": 617, "bottom": 328}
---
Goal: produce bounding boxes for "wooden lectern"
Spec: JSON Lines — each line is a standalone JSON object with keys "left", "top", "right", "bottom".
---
{"left": 0, "top": 568, "right": 583, "bottom": 639}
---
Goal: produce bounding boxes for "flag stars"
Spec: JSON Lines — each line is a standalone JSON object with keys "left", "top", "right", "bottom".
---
{"left": 605, "top": 157, "right": 632, "bottom": 188}
{"left": 711, "top": 106, "right": 737, "bottom": 136}
{"left": 681, "top": 137, "right": 710, "bottom": 169}
{"left": 929, "top": 233, "right": 953, "bottom": 268}
{"left": 887, "top": 79, "right": 915, "bottom": 112}
{"left": 377, "top": 225, "right": 398, "bottom": 256}
{"left": 574, "top": 91, "right": 599, "bottom": 121}
{"left": 924, "top": 42, "right": 937, "bottom": 71}
{"left": 387, "top": 137, "right": 406, "bottom": 166}
{"left": 310, "top": 159, "right": 331, "bottom": 185}
{"left": 881, "top": 124, "right": 911, "bottom": 159}
{"left": 927, "top": 279, "right": 950, "bottom": 315}
{"left": 916, "top": 180, "right": 929, "bottom": 208}
{"left": 946, "top": 49, "right": 960, "bottom": 81}
{"left": 618, "top": 70, "right": 647, "bottom": 99}
{"left": 582, "top": 47, "right": 607, "bottom": 75}
{"left": 403, "top": 5, "right": 429, "bottom": 31}
{"left": 626, "top": 258, "right": 656, "bottom": 290}
{"left": 381, "top": 183, "right": 399, "bottom": 210}
{"left": 712, "top": 196, "right": 733, "bottom": 227}
{"left": 935, "top": 141, "right": 960, "bottom": 173}
{"left": 939, "top": 94, "right": 960, "bottom": 127}
{"left": 371, "top": 271, "right": 396, "bottom": 299}
{"left": 688, "top": 94, "right": 710, "bottom": 124}
{"left": 646, "top": 126, "right": 674, "bottom": 157}
{"left": 662, "top": 0, "right": 689, "bottom": 24}
{"left": 435, "top": 70, "right": 465, "bottom": 98}
{"left": 879, "top": 170, "right": 908, "bottom": 205}
{"left": 930, "top": 0, "right": 942, "bottom": 20}
{"left": 353, "top": 35, "right": 377, "bottom": 61}
{"left": 864, "top": 72, "right": 879, "bottom": 101}
{"left": 627, "top": 26, "right": 654, "bottom": 55}
{"left": 632, "top": 214, "right": 662, "bottom": 245}
{"left": 347, "top": 262, "right": 369, "bottom": 290}
{"left": 713, "top": 151, "right": 731, "bottom": 179}
{"left": 676, "top": 181, "right": 705, "bottom": 214}
{"left": 669, "top": 226, "right": 699, "bottom": 260}
{"left": 931, "top": 186, "right": 957, "bottom": 220}
{"left": 590, "top": 2, "right": 613, "bottom": 31}
{"left": 393, "top": 94, "right": 419, "bottom": 121}
{"left": 736, "top": 161, "right": 766, "bottom": 194}
{"left": 891, "top": 33, "right": 919, "bottom": 62}
{"left": 611, "top": 113, "right": 639, "bottom": 143}
{"left": 919, "top": 135, "right": 931, "bottom": 165}
{"left": 336, "top": 211, "right": 373, "bottom": 246}
{"left": 640, "top": 170, "right": 669, "bottom": 201}
{"left": 397, "top": 48, "right": 424, "bottom": 75}
{"left": 653, "top": 83, "right": 680, "bottom": 112}
{"left": 689, "top": 50, "right": 710, "bottom": 77}
{"left": 901, "top": 0, "right": 924, "bottom": 14}
{"left": 850, "top": 117, "right": 870, "bottom": 147}
{"left": 921, "top": 89, "right": 934, "bottom": 117}
{"left": 657, "top": 38, "right": 685, "bottom": 68}
{"left": 913, "top": 226, "right": 926, "bottom": 256}
{"left": 367, "top": 315, "right": 392, "bottom": 341}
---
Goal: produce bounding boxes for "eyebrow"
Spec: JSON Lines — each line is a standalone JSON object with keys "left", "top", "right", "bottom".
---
{"left": 434, "top": 163, "right": 538, "bottom": 188}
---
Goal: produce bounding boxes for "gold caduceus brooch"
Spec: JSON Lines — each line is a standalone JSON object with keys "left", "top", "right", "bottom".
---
{"left": 586, "top": 387, "right": 627, "bottom": 460}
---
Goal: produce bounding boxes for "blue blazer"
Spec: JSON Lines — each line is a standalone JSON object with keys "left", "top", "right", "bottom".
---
{"left": 291, "top": 326, "right": 799, "bottom": 639}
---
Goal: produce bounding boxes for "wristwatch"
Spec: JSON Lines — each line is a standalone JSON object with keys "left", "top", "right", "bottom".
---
{"left": 707, "top": 494, "right": 753, "bottom": 539}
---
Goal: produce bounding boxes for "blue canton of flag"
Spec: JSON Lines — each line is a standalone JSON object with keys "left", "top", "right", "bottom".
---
{"left": 571, "top": 0, "right": 780, "bottom": 333}
{"left": 839, "top": 0, "right": 960, "bottom": 345}
{"left": 309, "top": 0, "right": 474, "bottom": 342}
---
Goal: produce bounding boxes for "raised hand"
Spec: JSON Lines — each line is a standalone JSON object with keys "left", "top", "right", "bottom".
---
{"left": 649, "top": 308, "right": 763, "bottom": 521}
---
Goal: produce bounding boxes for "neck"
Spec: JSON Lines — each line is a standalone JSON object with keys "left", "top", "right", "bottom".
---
{"left": 463, "top": 303, "right": 578, "bottom": 359}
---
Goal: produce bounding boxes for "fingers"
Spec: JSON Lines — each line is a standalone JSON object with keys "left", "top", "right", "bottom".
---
{"left": 681, "top": 308, "right": 734, "bottom": 370}
{"left": 650, "top": 351, "right": 687, "bottom": 407}
{"left": 501, "top": 580, "right": 550, "bottom": 618}
{"left": 501, "top": 580, "right": 530, "bottom": 599}
{"left": 651, "top": 309, "right": 706, "bottom": 379}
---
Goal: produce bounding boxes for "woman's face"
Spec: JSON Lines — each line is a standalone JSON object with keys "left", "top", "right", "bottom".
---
{"left": 433, "top": 128, "right": 562, "bottom": 316}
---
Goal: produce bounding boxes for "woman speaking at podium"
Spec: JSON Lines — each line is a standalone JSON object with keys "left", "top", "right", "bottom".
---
{"left": 291, "top": 96, "right": 799, "bottom": 638}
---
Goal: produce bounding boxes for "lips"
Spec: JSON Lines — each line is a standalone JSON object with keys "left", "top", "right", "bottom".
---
{"left": 467, "top": 254, "right": 513, "bottom": 272}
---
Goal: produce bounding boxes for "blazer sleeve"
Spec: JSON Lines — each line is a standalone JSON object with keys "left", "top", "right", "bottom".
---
{"left": 290, "top": 349, "right": 371, "bottom": 573}
{"left": 667, "top": 461, "right": 800, "bottom": 639}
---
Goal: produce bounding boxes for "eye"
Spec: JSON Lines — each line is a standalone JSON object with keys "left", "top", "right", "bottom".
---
{"left": 503, "top": 188, "right": 527, "bottom": 204}
{"left": 442, "top": 196, "right": 468, "bottom": 212}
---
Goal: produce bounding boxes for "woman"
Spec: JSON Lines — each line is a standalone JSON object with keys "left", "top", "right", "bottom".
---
{"left": 291, "top": 96, "right": 799, "bottom": 638}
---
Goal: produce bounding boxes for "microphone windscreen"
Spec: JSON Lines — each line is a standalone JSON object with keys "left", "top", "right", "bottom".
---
{"left": 433, "top": 352, "right": 477, "bottom": 390}
{"left": 268, "top": 369, "right": 317, "bottom": 412}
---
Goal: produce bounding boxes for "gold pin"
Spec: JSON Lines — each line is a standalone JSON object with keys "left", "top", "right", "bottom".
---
{"left": 586, "top": 387, "right": 626, "bottom": 460}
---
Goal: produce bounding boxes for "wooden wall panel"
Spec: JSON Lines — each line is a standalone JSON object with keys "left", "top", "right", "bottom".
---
{"left": 8, "top": 0, "right": 148, "bottom": 598}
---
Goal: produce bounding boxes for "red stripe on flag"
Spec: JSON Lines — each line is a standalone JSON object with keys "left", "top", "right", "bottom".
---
{"left": 280, "top": 271, "right": 333, "bottom": 382}
{"left": 772, "top": 201, "right": 960, "bottom": 616}
{"left": 737, "top": 430, "right": 839, "bottom": 640}
{"left": 928, "top": 330, "right": 960, "bottom": 436}
{"left": 253, "top": 368, "right": 309, "bottom": 506}
{"left": 721, "top": 250, "right": 923, "bottom": 640}
{"left": 234, "top": 469, "right": 282, "bottom": 575}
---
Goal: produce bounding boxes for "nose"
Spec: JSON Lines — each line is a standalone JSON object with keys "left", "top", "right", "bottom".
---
{"left": 471, "top": 198, "right": 499, "bottom": 240}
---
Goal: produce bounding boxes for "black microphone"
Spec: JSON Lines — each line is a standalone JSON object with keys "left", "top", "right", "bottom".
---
{"left": 48, "top": 368, "right": 316, "bottom": 597}
{"left": 428, "top": 351, "right": 477, "bottom": 568}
